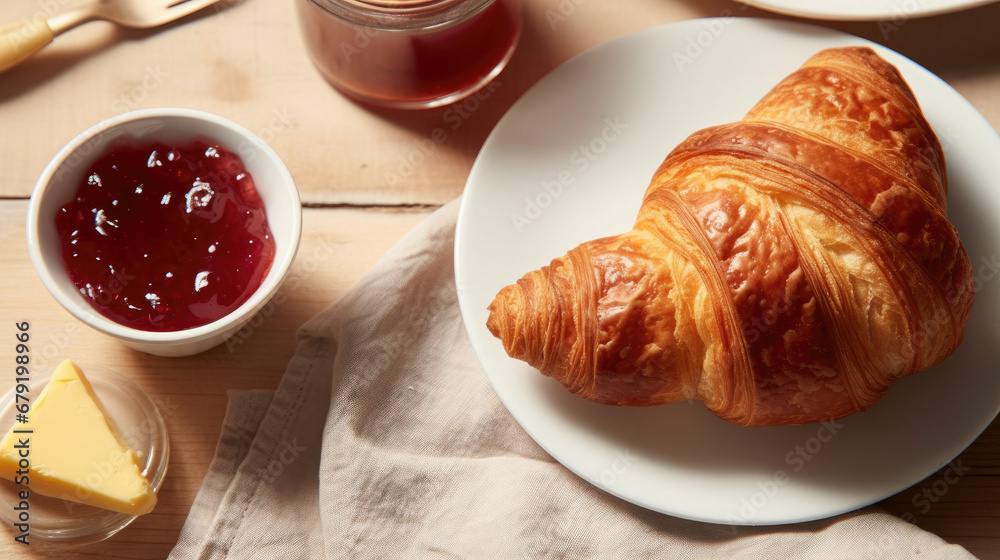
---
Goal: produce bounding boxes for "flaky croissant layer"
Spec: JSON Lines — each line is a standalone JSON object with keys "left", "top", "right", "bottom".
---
{"left": 487, "top": 47, "right": 974, "bottom": 426}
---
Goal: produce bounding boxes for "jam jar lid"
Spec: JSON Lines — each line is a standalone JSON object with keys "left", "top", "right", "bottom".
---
{"left": 309, "top": 0, "right": 498, "bottom": 31}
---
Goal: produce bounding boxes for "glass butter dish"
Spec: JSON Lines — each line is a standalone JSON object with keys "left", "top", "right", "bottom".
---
{"left": 0, "top": 363, "right": 169, "bottom": 547}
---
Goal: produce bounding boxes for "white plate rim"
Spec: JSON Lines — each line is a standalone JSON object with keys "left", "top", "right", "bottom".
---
{"left": 737, "top": 0, "right": 999, "bottom": 20}
{"left": 455, "top": 17, "right": 1000, "bottom": 525}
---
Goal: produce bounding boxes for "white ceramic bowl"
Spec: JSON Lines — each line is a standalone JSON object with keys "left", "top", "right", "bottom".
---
{"left": 27, "top": 108, "right": 302, "bottom": 357}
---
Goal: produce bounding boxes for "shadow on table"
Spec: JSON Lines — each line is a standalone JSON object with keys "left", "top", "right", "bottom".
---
{"left": 352, "top": 5, "right": 566, "bottom": 164}
{"left": 341, "top": 0, "right": 1000, "bottom": 178}
{"left": 670, "top": 0, "right": 1000, "bottom": 76}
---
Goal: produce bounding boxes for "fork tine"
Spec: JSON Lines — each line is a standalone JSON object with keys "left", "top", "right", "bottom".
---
{"left": 163, "top": 0, "right": 223, "bottom": 19}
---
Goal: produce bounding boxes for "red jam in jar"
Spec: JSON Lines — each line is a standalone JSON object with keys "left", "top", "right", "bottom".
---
{"left": 295, "top": 0, "right": 522, "bottom": 109}
{"left": 56, "top": 138, "right": 275, "bottom": 332}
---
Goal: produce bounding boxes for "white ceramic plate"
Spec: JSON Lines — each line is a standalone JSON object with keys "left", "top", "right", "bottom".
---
{"left": 737, "top": 0, "right": 998, "bottom": 20}
{"left": 455, "top": 18, "right": 1000, "bottom": 525}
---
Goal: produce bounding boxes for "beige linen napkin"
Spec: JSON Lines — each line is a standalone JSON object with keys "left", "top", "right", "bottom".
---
{"left": 168, "top": 200, "right": 976, "bottom": 559}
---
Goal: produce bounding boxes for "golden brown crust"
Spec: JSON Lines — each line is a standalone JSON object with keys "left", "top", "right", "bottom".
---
{"left": 486, "top": 47, "right": 975, "bottom": 426}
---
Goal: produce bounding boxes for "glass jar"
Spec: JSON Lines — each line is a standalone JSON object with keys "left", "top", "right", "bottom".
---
{"left": 295, "top": 0, "right": 523, "bottom": 109}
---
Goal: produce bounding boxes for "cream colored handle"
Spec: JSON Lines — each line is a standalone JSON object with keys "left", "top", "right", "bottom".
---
{"left": 0, "top": 18, "right": 54, "bottom": 73}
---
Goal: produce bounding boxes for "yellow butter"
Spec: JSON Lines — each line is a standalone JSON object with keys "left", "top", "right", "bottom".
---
{"left": 0, "top": 360, "right": 156, "bottom": 515}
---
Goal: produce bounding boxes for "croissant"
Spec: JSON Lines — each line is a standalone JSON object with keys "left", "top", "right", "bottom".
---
{"left": 486, "top": 47, "right": 975, "bottom": 426}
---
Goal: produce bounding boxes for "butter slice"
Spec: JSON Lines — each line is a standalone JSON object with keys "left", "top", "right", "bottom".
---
{"left": 0, "top": 360, "right": 156, "bottom": 515}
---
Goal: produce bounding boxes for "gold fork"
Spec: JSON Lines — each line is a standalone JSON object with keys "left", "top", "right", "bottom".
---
{"left": 0, "top": 0, "right": 222, "bottom": 73}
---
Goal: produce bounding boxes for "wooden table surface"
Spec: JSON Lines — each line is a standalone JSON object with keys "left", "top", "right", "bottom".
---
{"left": 1, "top": 0, "right": 998, "bottom": 557}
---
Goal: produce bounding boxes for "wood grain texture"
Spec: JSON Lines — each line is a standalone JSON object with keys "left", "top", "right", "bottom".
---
{"left": 0, "top": 0, "right": 998, "bottom": 557}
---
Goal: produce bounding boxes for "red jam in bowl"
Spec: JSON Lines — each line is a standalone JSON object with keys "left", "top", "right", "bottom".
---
{"left": 56, "top": 138, "right": 275, "bottom": 332}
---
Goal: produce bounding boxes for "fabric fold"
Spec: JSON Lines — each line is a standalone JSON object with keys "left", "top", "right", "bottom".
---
{"left": 169, "top": 200, "right": 975, "bottom": 560}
